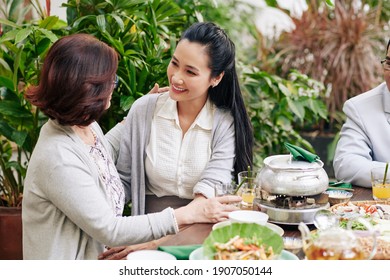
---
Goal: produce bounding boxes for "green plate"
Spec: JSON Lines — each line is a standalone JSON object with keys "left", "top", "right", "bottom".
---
{"left": 203, "top": 222, "right": 284, "bottom": 260}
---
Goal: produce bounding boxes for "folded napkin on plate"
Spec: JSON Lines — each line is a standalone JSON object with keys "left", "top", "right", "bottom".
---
{"left": 284, "top": 142, "right": 319, "bottom": 163}
{"left": 158, "top": 245, "right": 201, "bottom": 260}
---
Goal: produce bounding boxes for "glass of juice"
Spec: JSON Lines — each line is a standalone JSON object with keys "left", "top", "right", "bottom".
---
{"left": 371, "top": 166, "right": 390, "bottom": 201}
{"left": 237, "top": 170, "right": 261, "bottom": 208}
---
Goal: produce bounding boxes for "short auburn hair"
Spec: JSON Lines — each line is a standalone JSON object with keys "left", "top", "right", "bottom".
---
{"left": 25, "top": 33, "right": 118, "bottom": 126}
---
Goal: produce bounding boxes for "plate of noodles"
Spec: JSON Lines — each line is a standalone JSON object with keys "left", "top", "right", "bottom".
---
{"left": 202, "top": 222, "right": 285, "bottom": 260}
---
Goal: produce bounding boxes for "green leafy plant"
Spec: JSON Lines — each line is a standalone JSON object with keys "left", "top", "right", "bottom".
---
{"left": 0, "top": 13, "right": 65, "bottom": 206}
{"left": 241, "top": 66, "right": 328, "bottom": 167}
{"left": 273, "top": 0, "right": 387, "bottom": 131}
{"left": 64, "top": 0, "right": 192, "bottom": 131}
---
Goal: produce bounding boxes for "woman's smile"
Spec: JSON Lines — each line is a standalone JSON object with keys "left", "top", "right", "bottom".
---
{"left": 171, "top": 83, "right": 187, "bottom": 94}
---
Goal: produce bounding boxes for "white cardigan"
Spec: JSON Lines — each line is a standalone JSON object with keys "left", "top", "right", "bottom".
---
{"left": 117, "top": 93, "right": 235, "bottom": 215}
{"left": 22, "top": 119, "right": 177, "bottom": 259}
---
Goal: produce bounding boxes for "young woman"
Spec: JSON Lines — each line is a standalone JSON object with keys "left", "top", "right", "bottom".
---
{"left": 116, "top": 22, "right": 253, "bottom": 215}
{"left": 22, "top": 33, "right": 240, "bottom": 260}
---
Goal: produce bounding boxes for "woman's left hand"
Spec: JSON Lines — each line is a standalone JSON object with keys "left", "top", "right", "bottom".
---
{"left": 148, "top": 83, "right": 169, "bottom": 94}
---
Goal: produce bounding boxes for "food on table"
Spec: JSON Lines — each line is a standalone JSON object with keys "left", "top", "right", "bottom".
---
{"left": 330, "top": 201, "right": 390, "bottom": 259}
{"left": 359, "top": 236, "right": 390, "bottom": 260}
{"left": 331, "top": 201, "right": 390, "bottom": 220}
{"left": 203, "top": 222, "right": 284, "bottom": 260}
{"left": 213, "top": 235, "right": 275, "bottom": 260}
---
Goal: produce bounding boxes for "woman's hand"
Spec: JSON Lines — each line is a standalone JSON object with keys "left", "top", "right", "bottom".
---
{"left": 98, "top": 240, "right": 159, "bottom": 260}
{"left": 148, "top": 83, "right": 169, "bottom": 94}
{"left": 175, "top": 195, "right": 242, "bottom": 225}
{"left": 98, "top": 246, "right": 131, "bottom": 260}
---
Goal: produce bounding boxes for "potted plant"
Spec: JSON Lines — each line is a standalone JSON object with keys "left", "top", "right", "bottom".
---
{"left": 0, "top": 0, "right": 65, "bottom": 256}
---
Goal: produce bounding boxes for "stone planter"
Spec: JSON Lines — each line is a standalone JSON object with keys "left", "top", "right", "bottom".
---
{"left": 0, "top": 206, "right": 22, "bottom": 260}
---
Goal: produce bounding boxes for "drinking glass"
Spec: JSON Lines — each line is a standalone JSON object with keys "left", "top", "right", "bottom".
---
{"left": 214, "top": 182, "right": 238, "bottom": 197}
{"left": 214, "top": 182, "right": 240, "bottom": 207}
{"left": 371, "top": 167, "right": 390, "bottom": 201}
{"left": 237, "top": 170, "right": 261, "bottom": 208}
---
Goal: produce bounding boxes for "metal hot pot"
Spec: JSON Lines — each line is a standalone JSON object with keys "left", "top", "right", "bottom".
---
{"left": 253, "top": 154, "right": 330, "bottom": 225}
{"left": 258, "top": 154, "right": 329, "bottom": 196}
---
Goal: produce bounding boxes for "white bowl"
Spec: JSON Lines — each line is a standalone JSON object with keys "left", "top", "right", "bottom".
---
{"left": 126, "top": 250, "right": 176, "bottom": 260}
{"left": 228, "top": 210, "right": 269, "bottom": 225}
{"left": 283, "top": 237, "right": 303, "bottom": 255}
{"left": 324, "top": 190, "right": 353, "bottom": 205}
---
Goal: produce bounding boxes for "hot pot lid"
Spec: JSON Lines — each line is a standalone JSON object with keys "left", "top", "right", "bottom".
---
{"left": 264, "top": 154, "right": 324, "bottom": 171}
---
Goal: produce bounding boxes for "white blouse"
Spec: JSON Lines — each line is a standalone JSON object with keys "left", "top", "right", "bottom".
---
{"left": 145, "top": 93, "right": 214, "bottom": 199}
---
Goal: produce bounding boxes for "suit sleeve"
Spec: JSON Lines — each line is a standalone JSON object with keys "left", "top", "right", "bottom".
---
{"left": 333, "top": 100, "right": 384, "bottom": 187}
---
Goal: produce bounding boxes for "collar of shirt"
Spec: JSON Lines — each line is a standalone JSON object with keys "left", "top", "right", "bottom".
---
{"left": 156, "top": 93, "right": 214, "bottom": 130}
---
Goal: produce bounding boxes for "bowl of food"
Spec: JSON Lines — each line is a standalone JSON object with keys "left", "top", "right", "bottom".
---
{"left": 228, "top": 210, "right": 269, "bottom": 225}
{"left": 202, "top": 222, "right": 284, "bottom": 260}
{"left": 324, "top": 190, "right": 353, "bottom": 206}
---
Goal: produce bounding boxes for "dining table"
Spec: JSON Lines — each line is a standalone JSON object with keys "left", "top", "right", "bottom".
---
{"left": 155, "top": 185, "right": 373, "bottom": 259}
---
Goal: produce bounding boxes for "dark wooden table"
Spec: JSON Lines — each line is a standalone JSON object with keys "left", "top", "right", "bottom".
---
{"left": 158, "top": 186, "right": 372, "bottom": 258}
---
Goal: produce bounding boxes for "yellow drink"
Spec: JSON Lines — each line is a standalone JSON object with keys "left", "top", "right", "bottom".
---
{"left": 372, "top": 183, "right": 390, "bottom": 200}
{"left": 241, "top": 192, "right": 255, "bottom": 205}
{"left": 238, "top": 185, "right": 257, "bottom": 208}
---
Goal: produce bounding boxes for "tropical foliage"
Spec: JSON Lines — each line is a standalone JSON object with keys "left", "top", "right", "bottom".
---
{"left": 242, "top": 67, "right": 328, "bottom": 166}
{"left": 0, "top": 11, "right": 66, "bottom": 206}
{"left": 273, "top": 0, "right": 388, "bottom": 131}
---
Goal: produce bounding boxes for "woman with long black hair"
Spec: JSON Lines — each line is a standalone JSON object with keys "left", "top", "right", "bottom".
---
{"left": 117, "top": 22, "right": 253, "bottom": 216}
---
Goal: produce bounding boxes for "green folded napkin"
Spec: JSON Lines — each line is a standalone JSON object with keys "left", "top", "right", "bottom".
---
{"left": 328, "top": 181, "right": 353, "bottom": 190}
{"left": 158, "top": 245, "right": 201, "bottom": 260}
{"left": 284, "top": 142, "right": 320, "bottom": 163}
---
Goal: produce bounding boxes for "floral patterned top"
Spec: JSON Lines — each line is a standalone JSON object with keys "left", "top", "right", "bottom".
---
{"left": 87, "top": 129, "right": 125, "bottom": 216}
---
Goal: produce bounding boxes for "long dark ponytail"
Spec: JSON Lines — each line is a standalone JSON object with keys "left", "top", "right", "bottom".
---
{"left": 180, "top": 22, "right": 254, "bottom": 178}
